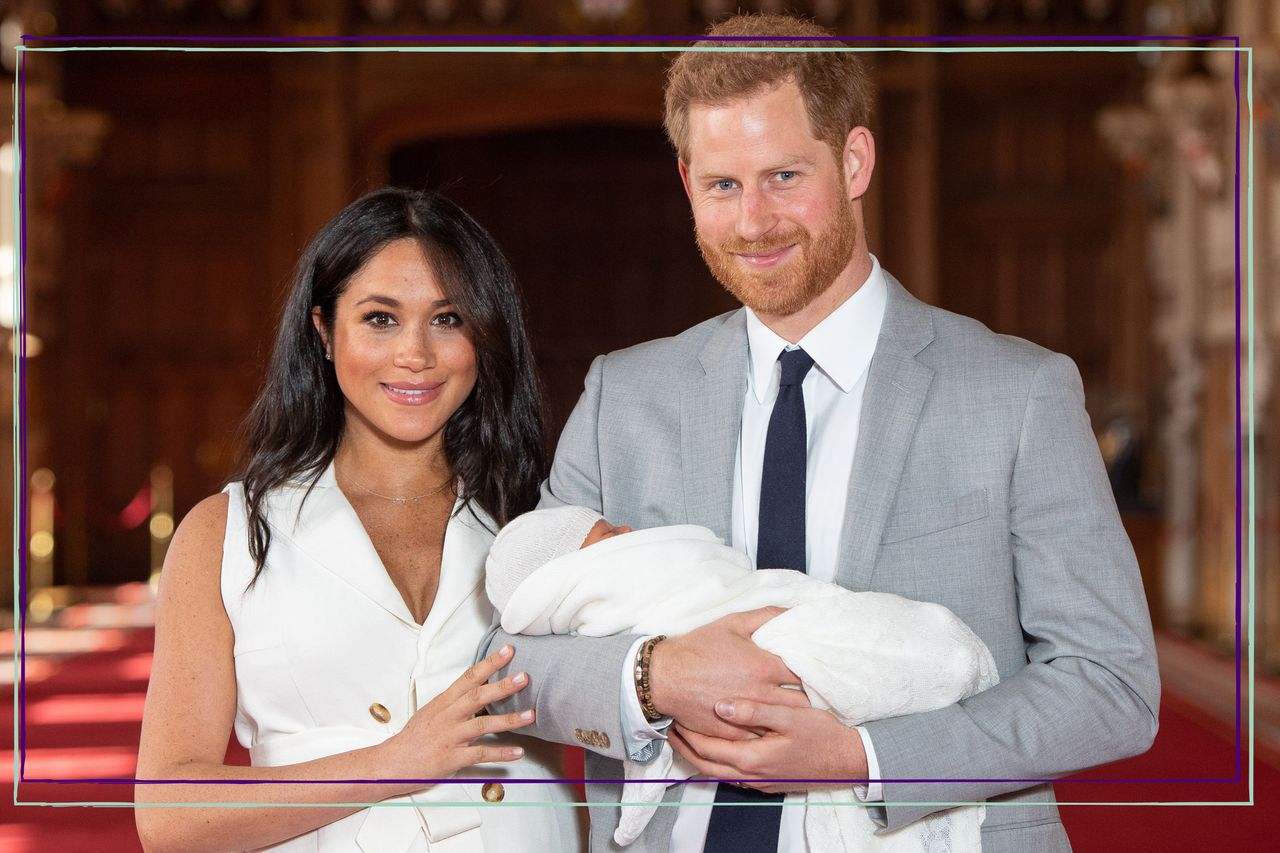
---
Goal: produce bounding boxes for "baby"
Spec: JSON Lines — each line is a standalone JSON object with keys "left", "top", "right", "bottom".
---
{"left": 486, "top": 506, "right": 998, "bottom": 853}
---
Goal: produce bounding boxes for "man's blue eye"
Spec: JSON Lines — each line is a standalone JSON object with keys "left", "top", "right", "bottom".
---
{"left": 777, "top": 171, "right": 796, "bottom": 181}
{"left": 715, "top": 180, "right": 736, "bottom": 191}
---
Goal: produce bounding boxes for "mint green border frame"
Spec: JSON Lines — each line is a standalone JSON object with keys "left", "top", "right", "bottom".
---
{"left": 7, "top": 41, "right": 1249, "bottom": 809}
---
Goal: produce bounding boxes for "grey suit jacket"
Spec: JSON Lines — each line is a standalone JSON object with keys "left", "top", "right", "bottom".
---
{"left": 488, "top": 274, "right": 1160, "bottom": 852}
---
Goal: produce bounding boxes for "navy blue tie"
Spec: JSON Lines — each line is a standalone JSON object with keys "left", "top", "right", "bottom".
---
{"left": 704, "top": 347, "right": 814, "bottom": 853}
{"left": 757, "top": 347, "right": 814, "bottom": 573}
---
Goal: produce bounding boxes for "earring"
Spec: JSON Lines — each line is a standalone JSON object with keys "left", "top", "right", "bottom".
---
{"left": 325, "top": 351, "right": 333, "bottom": 362}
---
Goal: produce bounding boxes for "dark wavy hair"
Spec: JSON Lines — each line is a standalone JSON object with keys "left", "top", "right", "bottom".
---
{"left": 237, "top": 187, "right": 548, "bottom": 583}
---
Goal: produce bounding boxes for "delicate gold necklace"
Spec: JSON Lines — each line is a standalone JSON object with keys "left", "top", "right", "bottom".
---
{"left": 346, "top": 474, "right": 451, "bottom": 506}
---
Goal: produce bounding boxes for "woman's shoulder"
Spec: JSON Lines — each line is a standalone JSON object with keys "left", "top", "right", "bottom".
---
{"left": 167, "top": 493, "right": 231, "bottom": 577}
{"left": 201, "top": 489, "right": 233, "bottom": 511}
{"left": 154, "top": 493, "right": 233, "bottom": 620}
{"left": 175, "top": 493, "right": 231, "bottom": 551}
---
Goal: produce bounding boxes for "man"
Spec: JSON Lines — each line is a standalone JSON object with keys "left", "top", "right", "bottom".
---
{"left": 487, "top": 14, "right": 1159, "bottom": 852}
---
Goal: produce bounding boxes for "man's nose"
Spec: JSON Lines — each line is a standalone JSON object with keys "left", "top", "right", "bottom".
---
{"left": 735, "top": 186, "right": 777, "bottom": 242}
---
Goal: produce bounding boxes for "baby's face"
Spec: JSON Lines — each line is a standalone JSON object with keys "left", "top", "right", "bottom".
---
{"left": 581, "top": 519, "right": 633, "bottom": 549}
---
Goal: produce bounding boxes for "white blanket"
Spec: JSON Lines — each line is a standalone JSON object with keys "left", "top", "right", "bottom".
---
{"left": 493, "top": 524, "right": 1000, "bottom": 852}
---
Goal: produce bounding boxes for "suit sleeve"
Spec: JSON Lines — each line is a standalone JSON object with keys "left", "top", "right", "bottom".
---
{"left": 480, "top": 355, "right": 643, "bottom": 760}
{"left": 861, "top": 352, "right": 1161, "bottom": 829}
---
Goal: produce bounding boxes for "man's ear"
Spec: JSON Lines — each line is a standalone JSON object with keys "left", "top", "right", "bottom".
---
{"left": 842, "top": 127, "right": 875, "bottom": 202}
{"left": 678, "top": 159, "right": 694, "bottom": 202}
{"left": 310, "top": 307, "right": 331, "bottom": 358}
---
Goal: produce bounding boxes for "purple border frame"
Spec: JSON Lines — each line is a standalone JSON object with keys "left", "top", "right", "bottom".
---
{"left": 16, "top": 33, "right": 29, "bottom": 788}
{"left": 12, "top": 32, "right": 1248, "bottom": 800}
{"left": 21, "top": 34, "right": 1239, "bottom": 43}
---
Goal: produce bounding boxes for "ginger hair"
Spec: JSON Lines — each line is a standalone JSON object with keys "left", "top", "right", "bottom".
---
{"left": 662, "top": 14, "right": 874, "bottom": 164}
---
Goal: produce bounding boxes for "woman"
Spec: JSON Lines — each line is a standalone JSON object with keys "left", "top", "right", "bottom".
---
{"left": 135, "top": 188, "right": 582, "bottom": 852}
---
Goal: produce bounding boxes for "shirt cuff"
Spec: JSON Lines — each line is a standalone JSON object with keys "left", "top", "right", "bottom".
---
{"left": 618, "top": 635, "right": 672, "bottom": 763}
{"left": 853, "top": 726, "right": 883, "bottom": 802}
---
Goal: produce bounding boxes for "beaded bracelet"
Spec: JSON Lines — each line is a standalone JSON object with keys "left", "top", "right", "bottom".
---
{"left": 634, "top": 634, "right": 667, "bottom": 723}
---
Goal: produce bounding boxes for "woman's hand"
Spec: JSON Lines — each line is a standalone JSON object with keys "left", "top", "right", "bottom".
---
{"left": 379, "top": 643, "right": 535, "bottom": 779}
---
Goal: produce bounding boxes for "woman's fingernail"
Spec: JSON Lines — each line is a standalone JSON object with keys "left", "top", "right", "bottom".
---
{"left": 500, "top": 644, "right": 513, "bottom": 658}
{"left": 512, "top": 671, "right": 527, "bottom": 685}
{"left": 715, "top": 700, "right": 735, "bottom": 718}
{"left": 519, "top": 709, "right": 534, "bottom": 721}
{"left": 510, "top": 747, "right": 525, "bottom": 757}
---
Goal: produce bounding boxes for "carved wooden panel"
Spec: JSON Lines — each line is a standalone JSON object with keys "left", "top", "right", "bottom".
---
{"left": 45, "top": 54, "right": 274, "bottom": 585}
{"left": 935, "top": 52, "right": 1142, "bottom": 413}
{"left": 1193, "top": 343, "right": 1237, "bottom": 650}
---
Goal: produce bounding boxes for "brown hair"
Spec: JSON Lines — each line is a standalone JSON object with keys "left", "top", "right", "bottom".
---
{"left": 237, "top": 188, "right": 548, "bottom": 585}
{"left": 662, "top": 14, "right": 873, "bottom": 164}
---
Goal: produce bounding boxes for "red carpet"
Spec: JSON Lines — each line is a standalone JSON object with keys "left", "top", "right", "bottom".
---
{"left": 3, "top": 625, "right": 1277, "bottom": 852}
{"left": 1058, "top": 687, "right": 1275, "bottom": 851}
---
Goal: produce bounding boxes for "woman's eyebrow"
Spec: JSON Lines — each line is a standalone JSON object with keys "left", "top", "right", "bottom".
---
{"left": 355, "top": 294, "right": 400, "bottom": 307}
{"left": 354, "top": 295, "right": 453, "bottom": 308}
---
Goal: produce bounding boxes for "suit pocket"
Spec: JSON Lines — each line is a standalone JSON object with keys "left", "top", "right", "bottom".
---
{"left": 980, "top": 818, "right": 1071, "bottom": 853}
{"left": 881, "top": 487, "right": 990, "bottom": 544}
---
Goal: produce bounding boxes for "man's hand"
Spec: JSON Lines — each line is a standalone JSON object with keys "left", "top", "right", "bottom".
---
{"left": 648, "top": 607, "right": 809, "bottom": 740}
{"left": 668, "top": 699, "right": 869, "bottom": 794}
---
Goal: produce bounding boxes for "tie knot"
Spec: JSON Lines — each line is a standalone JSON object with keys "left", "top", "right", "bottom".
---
{"left": 778, "top": 348, "right": 815, "bottom": 387}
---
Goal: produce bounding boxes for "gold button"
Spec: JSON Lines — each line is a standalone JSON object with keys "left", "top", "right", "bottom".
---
{"left": 369, "top": 703, "right": 391, "bottom": 724}
{"left": 481, "top": 782, "right": 505, "bottom": 803}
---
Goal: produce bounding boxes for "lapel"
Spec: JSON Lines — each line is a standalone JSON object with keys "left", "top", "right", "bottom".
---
{"left": 679, "top": 310, "right": 748, "bottom": 541}
{"left": 267, "top": 463, "right": 488, "bottom": 631}
{"left": 417, "top": 502, "right": 492, "bottom": 646}
{"left": 834, "top": 273, "right": 936, "bottom": 591}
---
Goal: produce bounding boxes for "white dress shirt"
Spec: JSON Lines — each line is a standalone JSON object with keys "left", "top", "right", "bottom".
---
{"left": 620, "top": 257, "right": 888, "bottom": 852}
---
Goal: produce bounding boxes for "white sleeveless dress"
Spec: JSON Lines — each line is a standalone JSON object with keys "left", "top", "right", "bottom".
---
{"left": 220, "top": 463, "right": 583, "bottom": 852}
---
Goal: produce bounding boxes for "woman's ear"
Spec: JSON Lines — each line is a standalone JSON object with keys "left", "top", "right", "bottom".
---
{"left": 310, "top": 307, "right": 332, "bottom": 361}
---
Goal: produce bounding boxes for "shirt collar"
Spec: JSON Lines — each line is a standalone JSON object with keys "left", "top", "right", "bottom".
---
{"left": 745, "top": 255, "right": 887, "bottom": 403}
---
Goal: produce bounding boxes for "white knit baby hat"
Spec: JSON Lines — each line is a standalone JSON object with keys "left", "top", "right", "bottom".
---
{"left": 485, "top": 505, "right": 604, "bottom": 611}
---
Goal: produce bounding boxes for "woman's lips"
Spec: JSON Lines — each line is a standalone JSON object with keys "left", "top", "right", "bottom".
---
{"left": 381, "top": 382, "right": 443, "bottom": 406}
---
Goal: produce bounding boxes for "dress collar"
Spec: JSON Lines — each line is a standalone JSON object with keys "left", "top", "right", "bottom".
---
{"left": 267, "top": 461, "right": 494, "bottom": 630}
